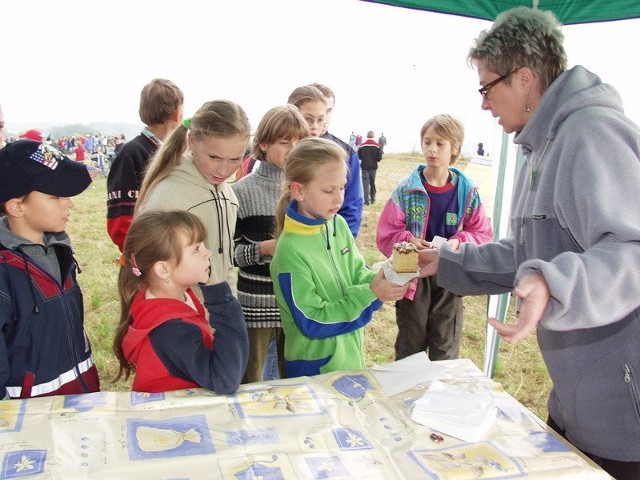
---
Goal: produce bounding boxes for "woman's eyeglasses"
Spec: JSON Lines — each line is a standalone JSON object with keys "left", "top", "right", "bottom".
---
{"left": 478, "top": 67, "right": 521, "bottom": 98}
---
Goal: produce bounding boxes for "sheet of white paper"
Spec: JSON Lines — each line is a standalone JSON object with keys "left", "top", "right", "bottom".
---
{"left": 411, "top": 380, "right": 497, "bottom": 442}
{"left": 371, "top": 352, "right": 447, "bottom": 396}
{"left": 431, "top": 236, "right": 447, "bottom": 249}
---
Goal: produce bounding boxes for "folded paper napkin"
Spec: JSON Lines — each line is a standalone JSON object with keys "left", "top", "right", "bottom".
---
{"left": 377, "top": 259, "right": 419, "bottom": 285}
{"left": 411, "top": 381, "right": 497, "bottom": 443}
{"left": 371, "top": 352, "right": 446, "bottom": 396}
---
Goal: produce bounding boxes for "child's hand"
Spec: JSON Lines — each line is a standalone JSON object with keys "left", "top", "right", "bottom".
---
{"left": 370, "top": 269, "right": 410, "bottom": 301}
{"left": 409, "top": 237, "right": 431, "bottom": 249}
{"left": 259, "top": 239, "right": 277, "bottom": 257}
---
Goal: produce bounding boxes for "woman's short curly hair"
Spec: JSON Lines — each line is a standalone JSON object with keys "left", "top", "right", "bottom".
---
{"left": 468, "top": 7, "right": 567, "bottom": 92}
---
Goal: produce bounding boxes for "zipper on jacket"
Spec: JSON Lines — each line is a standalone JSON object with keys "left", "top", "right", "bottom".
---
{"left": 323, "top": 232, "right": 347, "bottom": 296}
{"left": 60, "top": 269, "right": 92, "bottom": 393}
{"left": 624, "top": 364, "right": 640, "bottom": 420}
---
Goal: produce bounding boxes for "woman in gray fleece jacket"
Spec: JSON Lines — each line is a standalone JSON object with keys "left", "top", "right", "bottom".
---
{"left": 419, "top": 7, "right": 640, "bottom": 479}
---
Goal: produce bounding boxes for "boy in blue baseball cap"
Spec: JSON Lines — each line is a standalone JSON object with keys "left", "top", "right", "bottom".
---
{"left": 0, "top": 140, "right": 100, "bottom": 398}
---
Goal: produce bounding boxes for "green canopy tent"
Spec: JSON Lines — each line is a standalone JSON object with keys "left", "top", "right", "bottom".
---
{"left": 361, "top": 0, "right": 640, "bottom": 377}
{"left": 361, "top": 1, "right": 640, "bottom": 24}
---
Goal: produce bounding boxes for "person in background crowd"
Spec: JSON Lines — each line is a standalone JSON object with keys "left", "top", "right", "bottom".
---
{"left": 417, "top": 8, "right": 640, "bottom": 478}
{"left": 357, "top": 130, "right": 382, "bottom": 205}
{"left": 114, "top": 134, "right": 126, "bottom": 155}
{"left": 106, "top": 78, "right": 184, "bottom": 252}
{"left": 74, "top": 140, "right": 86, "bottom": 162}
{"left": 84, "top": 134, "right": 94, "bottom": 155}
{"left": 378, "top": 132, "right": 387, "bottom": 154}
{"left": 94, "top": 147, "right": 107, "bottom": 176}
{"left": 349, "top": 131, "right": 357, "bottom": 150}
{"left": 105, "top": 138, "right": 116, "bottom": 162}
{"left": 19, "top": 130, "right": 44, "bottom": 142}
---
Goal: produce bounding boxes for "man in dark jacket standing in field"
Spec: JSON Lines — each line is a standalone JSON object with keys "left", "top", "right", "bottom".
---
{"left": 358, "top": 130, "right": 382, "bottom": 205}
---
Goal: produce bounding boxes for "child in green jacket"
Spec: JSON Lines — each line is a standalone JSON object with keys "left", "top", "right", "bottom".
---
{"left": 270, "top": 138, "right": 408, "bottom": 378}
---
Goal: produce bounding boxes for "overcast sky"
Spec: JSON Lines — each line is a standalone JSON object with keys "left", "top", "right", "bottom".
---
{"left": 2, "top": 0, "right": 638, "bottom": 154}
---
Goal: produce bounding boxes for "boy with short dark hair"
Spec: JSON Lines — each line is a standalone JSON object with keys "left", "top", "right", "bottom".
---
{"left": 106, "top": 78, "right": 184, "bottom": 252}
{"left": 0, "top": 140, "right": 100, "bottom": 399}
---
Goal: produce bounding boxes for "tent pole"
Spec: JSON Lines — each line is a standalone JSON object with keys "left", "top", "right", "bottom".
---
{"left": 483, "top": 132, "right": 512, "bottom": 377}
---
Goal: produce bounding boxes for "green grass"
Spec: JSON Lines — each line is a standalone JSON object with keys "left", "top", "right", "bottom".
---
{"left": 68, "top": 155, "right": 552, "bottom": 419}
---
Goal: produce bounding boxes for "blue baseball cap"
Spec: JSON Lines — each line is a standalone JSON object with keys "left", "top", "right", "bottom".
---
{"left": 0, "top": 140, "right": 92, "bottom": 202}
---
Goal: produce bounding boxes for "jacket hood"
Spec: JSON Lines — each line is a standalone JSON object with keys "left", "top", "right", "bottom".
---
{"left": 0, "top": 216, "right": 72, "bottom": 250}
{"left": 164, "top": 153, "right": 237, "bottom": 266}
{"left": 515, "top": 65, "right": 623, "bottom": 153}
{"left": 172, "top": 153, "right": 222, "bottom": 190}
{"left": 121, "top": 289, "right": 203, "bottom": 363}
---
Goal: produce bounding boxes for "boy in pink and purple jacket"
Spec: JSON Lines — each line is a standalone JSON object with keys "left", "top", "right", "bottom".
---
{"left": 376, "top": 114, "right": 492, "bottom": 361}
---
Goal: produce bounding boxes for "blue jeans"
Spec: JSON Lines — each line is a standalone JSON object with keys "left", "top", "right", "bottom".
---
{"left": 262, "top": 337, "right": 280, "bottom": 380}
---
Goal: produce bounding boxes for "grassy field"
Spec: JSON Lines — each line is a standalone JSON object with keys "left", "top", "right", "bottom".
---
{"left": 68, "top": 152, "right": 552, "bottom": 419}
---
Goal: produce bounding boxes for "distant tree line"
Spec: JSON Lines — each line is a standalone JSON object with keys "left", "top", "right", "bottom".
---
{"left": 48, "top": 122, "right": 141, "bottom": 141}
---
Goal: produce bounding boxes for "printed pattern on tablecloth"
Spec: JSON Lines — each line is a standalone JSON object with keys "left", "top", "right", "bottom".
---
{"left": 219, "top": 454, "right": 295, "bottom": 479}
{"left": 1, "top": 450, "right": 46, "bottom": 479}
{"left": 331, "top": 374, "right": 376, "bottom": 400}
{"left": 524, "top": 431, "right": 572, "bottom": 453}
{"left": 305, "top": 456, "right": 350, "bottom": 478}
{"left": 62, "top": 392, "right": 108, "bottom": 413}
{"left": 331, "top": 427, "right": 373, "bottom": 450}
{"left": 226, "top": 427, "right": 279, "bottom": 447}
{"left": 232, "top": 384, "right": 326, "bottom": 418}
{"left": 0, "top": 359, "right": 611, "bottom": 480}
{"left": 0, "top": 400, "right": 26, "bottom": 433}
{"left": 410, "top": 441, "right": 525, "bottom": 478}
{"left": 131, "top": 391, "right": 165, "bottom": 405}
{"left": 298, "top": 426, "right": 376, "bottom": 453}
{"left": 53, "top": 391, "right": 116, "bottom": 416}
{"left": 126, "top": 414, "right": 215, "bottom": 460}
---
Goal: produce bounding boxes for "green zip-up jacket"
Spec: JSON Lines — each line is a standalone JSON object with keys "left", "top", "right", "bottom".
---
{"left": 270, "top": 202, "right": 382, "bottom": 378}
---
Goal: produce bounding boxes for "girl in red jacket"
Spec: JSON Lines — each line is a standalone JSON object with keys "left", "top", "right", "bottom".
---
{"left": 112, "top": 210, "right": 248, "bottom": 393}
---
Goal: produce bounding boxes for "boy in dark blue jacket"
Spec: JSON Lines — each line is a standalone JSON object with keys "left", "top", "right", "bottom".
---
{"left": 0, "top": 140, "right": 100, "bottom": 398}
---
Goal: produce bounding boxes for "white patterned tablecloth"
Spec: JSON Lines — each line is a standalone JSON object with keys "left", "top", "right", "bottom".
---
{"left": 0, "top": 358, "right": 610, "bottom": 479}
